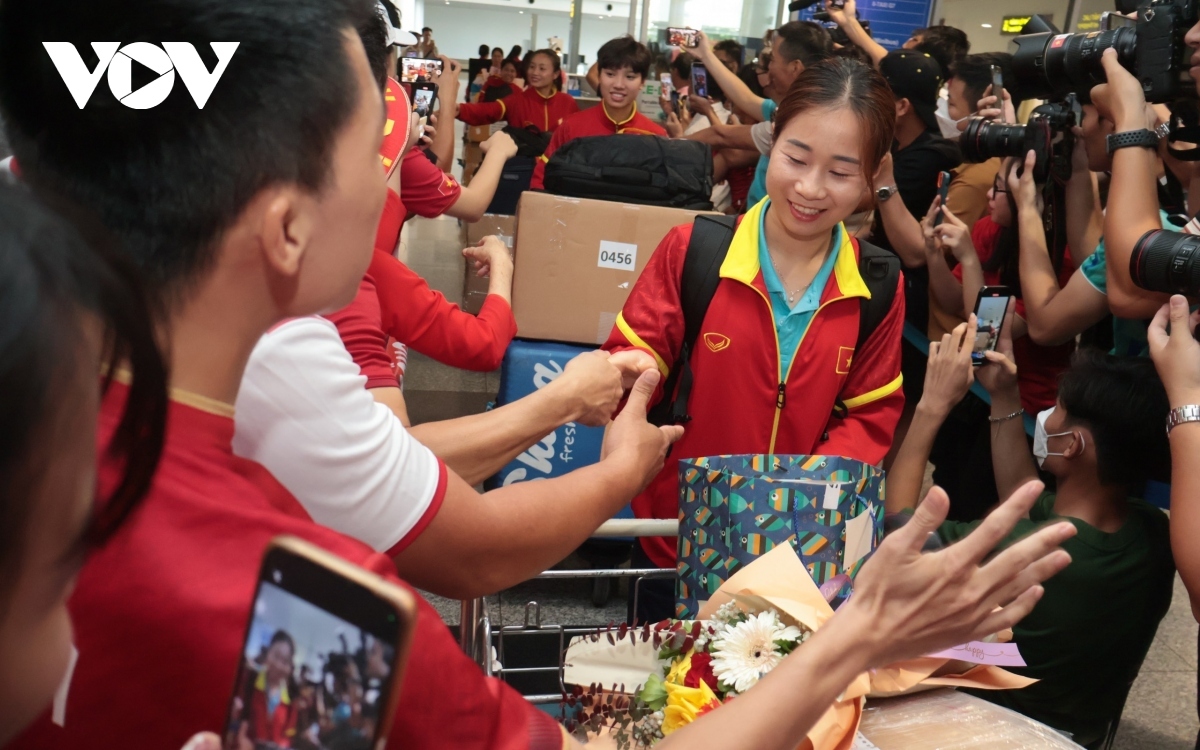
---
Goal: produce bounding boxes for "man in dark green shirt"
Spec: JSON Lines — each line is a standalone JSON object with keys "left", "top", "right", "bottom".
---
{"left": 887, "top": 319, "right": 1175, "bottom": 749}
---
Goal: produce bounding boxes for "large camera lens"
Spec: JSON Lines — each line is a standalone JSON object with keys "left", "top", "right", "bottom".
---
{"left": 961, "top": 117, "right": 1053, "bottom": 181}
{"left": 1010, "top": 28, "right": 1137, "bottom": 102}
{"left": 1131, "top": 229, "right": 1200, "bottom": 295}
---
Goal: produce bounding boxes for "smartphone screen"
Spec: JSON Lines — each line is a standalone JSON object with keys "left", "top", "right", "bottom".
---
{"left": 990, "top": 64, "right": 1004, "bottom": 110}
{"left": 400, "top": 57, "right": 443, "bottom": 83}
{"left": 972, "top": 288, "right": 1013, "bottom": 366}
{"left": 691, "top": 62, "right": 708, "bottom": 99}
{"left": 932, "top": 170, "right": 952, "bottom": 227}
{"left": 659, "top": 72, "right": 673, "bottom": 95}
{"left": 670, "top": 90, "right": 681, "bottom": 117}
{"left": 224, "top": 540, "right": 412, "bottom": 750}
{"left": 412, "top": 85, "right": 436, "bottom": 119}
{"left": 667, "top": 27, "right": 699, "bottom": 48}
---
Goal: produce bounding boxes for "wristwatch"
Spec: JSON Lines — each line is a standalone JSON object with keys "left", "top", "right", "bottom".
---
{"left": 1166, "top": 404, "right": 1200, "bottom": 435}
{"left": 1106, "top": 128, "right": 1159, "bottom": 155}
{"left": 1155, "top": 121, "right": 1172, "bottom": 141}
{"left": 876, "top": 185, "right": 899, "bottom": 202}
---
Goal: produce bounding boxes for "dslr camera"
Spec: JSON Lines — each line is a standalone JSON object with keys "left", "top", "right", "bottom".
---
{"left": 1009, "top": 0, "right": 1197, "bottom": 104}
{"left": 959, "top": 95, "right": 1083, "bottom": 182}
{"left": 1131, "top": 229, "right": 1200, "bottom": 294}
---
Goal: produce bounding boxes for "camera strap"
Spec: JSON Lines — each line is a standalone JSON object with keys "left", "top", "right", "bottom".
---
{"left": 1166, "top": 102, "right": 1200, "bottom": 162}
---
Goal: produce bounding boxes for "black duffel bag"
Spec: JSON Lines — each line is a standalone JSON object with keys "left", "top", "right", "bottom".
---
{"left": 543, "top": 134, "right": 713, "bottom": 210}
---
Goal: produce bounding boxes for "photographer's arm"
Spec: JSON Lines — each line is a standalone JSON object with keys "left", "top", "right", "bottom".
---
{"left": 694, "top": 31, "right": 766, "bottom": 120}
{"left": 824, "top": 0, "right": 888, "bottom": 66}
{"left": 1065, "top": 145, "right": 1103, "bottom": 263}
{"left": 876, "top": 155, "right": 927, "bottom": 268}
{"left": 429, "top": 57, "right": 461, "bottom": 172}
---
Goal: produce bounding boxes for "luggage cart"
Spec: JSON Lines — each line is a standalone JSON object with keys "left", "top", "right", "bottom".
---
{"left": 459, "top": 519, "right": 677, "bottom": 705}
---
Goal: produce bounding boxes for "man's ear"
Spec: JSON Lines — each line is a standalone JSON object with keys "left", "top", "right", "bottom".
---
{"left": 896, "top": 97, "right": 912, "bottom": 119}
{"left": 1065, "top": 427, "right": 1091, "bottom": 460}
{"left": 257, "top": 187, "right": 316, "bottom": 279}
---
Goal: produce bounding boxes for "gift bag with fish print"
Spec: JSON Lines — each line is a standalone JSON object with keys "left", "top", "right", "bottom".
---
{"left": 675, "top": 454, "right": 885, "bottom": 619}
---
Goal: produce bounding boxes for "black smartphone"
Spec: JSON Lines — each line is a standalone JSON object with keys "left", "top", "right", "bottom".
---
{"left": 667, "top": 26, "right": 699, "bottom": 48}
{"left": 223, "top": 537, "right": 416, "bottom": 750}
{"left": 990, "top": 64, "right": 1004, "bottom": 113}
{"left": 691, "top": 62, "right": 708, "bottom": 99}
{"left": 400, "top": 56, "right": 443, "bottom": 83}
{"left": 932, "top": 170, "right": 952, "bottom": 227}
{"left": 670, "top": 90, "right": 681, "bottom": 117}
{"left": 971, "top": 286, "right": 1013, "bottom": 367}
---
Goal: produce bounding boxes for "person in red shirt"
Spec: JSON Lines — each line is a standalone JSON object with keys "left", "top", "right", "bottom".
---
{"left": 603, "top": 59, "right": 907, "bottom": 624}
{"left": 238, "top": 631, "right": 300, "bottom": 747}
{"left": 456, "top": 49, "right": 579, "bottom": 136}
{"left": 531, "top": 35, "right": 667, "bottom": 190}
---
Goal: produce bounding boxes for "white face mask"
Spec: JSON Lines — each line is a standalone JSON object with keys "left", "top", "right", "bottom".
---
{"left": 1032, "top": 407, "right": 1084, "bottom": 467}
{"left": 936, "top": 111, "right": 968, "bottom": 140}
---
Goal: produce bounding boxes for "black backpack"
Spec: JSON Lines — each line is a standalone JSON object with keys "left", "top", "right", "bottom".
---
{"left": 543, "top": 134, "right": 714, "bottom": 210}
{"left": 646, "top": 214, "right": 901, "bottom": 427}
{"left": 502, "top": 124, "right": 553, "bottom": 159}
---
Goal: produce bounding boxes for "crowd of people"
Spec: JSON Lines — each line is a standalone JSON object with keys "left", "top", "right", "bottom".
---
{"left": 2, "top": 0, "right": 1200, "bottom": 749}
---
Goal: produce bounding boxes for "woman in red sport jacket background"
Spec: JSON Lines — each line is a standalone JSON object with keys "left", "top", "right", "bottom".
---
{"left": 605, "top": 58, "right": 907, "bottom": 625}
{"left": 457, "top": 49, "right": 579, "bottom": 136}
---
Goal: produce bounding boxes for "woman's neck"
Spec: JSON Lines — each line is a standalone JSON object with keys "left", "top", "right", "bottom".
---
{"left": 604, "top": 99, "right": 635, "bottom": 124}
{"left": 535, "top": 83, "right": 555, "bottom": 98}
{"left": 762, "top": 200, "right": 835, "bottom": 264}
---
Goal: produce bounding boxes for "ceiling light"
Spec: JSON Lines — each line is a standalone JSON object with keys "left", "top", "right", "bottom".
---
{"left": 981, "top": 22, "right": 992, "bottom": 28}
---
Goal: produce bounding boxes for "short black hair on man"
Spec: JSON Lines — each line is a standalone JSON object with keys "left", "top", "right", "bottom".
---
{"left": 1057, "top": 350, "right": 1171, "bottom": 488}
{"left": 0, "top": 0, "right": 376, "bottom": 301}
{"left": 912, "top": 25, "right": 970, "bottom": 79}
{"left": 949, "top": 52, "right": 1018, "bottom": 114}
{"left": 492, "top": 46, "right": 504, "bottom": 55}
{"left": 669, "top": 51, "right": 694, "bottom": 80}
{"left": 597, "top": 35, "right": 653, "bottom": 79}
{"left": 773, "top": 21, "right": 833, "bottom": 68}
{"left": 361, "top": 4, "right": 393, "bottom": 90}
{"left": 422, "top": 26, "right": 432, "bottom": 33}
{"left": 713, "top": 39, "right": 744, "bottom": 67}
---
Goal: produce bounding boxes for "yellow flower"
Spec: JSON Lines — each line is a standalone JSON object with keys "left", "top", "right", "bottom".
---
{"left": 665, "top": 652, "right": 693, "bottom": 686}
{"left": 661, "top": 680, "right": 721, "bottom": 735}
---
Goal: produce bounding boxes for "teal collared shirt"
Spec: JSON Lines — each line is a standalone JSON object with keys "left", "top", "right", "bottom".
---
{"left": 758, "top": 198, "right": 840, "bottom": 377}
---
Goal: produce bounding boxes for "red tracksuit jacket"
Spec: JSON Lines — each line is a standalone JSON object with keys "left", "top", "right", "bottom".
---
{"left": 603, "top": 201, "right": 906, "bottom": 567}
{"left": 457, "top": 86, "right": 580, "bottom": 134}
{"left": 531, "top": 102, "right": 667, "bottom": 190}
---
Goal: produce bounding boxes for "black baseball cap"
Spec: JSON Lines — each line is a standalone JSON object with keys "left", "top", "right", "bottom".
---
{"left": 879, "top": 49, "right": 943, "bottom": 133}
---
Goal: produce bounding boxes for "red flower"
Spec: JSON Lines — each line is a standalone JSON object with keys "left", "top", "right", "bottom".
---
{"left": 684, "top": 652, "right": 719, "bottom": 692}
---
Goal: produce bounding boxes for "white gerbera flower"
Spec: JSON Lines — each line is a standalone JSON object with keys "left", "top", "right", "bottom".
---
{"left": 710, "top": 612, "right": 805, "bottom": 693}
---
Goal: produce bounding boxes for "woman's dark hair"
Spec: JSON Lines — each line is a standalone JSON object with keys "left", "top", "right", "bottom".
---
{"left": 773, "top": 57, "right": 896, "bottom": 190}
{"left": 984, "top": 160, "right": 1066, "bottom": 287}
{"left": 597, "top": 35, "right": 652, "bottom": 79}
{"left": 528, "top": 49, "right": 563, "bottom": 91}
{"left": 0, "top": 0, "right": 376, "bottom": 303}
{"left": 0, "top": 182, "right": 168, "bottom": 601}
{"left": 478, "top": 44, "right": 490, "bottom": 58}
{"left": 713, "top": 39, "right": 744, "bottom": 69}
{"left": 737, "top": 63, "right": 765, "bottom": 99}
{"left": 492, "top": 46, "right": 504, "bottom": 56}
{"left": 1058, "top": 350, "right": 1171, "bottom": 487}
{"left": 669, "top": 51, "right": 694, "bottom": 80}
{"left": 507, "top": 45, "right": 523, "bottom": 61}
{"left": 502, "top": 59, "right": 518, "bottom": 72}
{"left": 270, "top": 629, "right": 297, "bottom": 657}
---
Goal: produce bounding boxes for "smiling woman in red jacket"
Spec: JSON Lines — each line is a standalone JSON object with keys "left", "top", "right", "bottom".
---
{"left": 456, "top": 49, "right": 578, "bottom": 136}
{"left": 605, "top": 58, "right": 907, "bottom": 624}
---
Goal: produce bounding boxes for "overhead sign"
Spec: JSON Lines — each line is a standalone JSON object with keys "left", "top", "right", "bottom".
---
{"left": 797, "top": 0, "right": 934, "bottom": 51}
{"left": 1001, "top": 15, "right": 1034, "bottom": 34}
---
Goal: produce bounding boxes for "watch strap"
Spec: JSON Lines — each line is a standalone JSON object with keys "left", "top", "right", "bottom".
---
{"left": 1107, "top": 129, "right": 1159, "bottom": 155}
{"left": 1166, "top": 404, "right": 1200, "bottom": 435}
{"left": 877, "top": 185, "right": 898, "bottom": 202}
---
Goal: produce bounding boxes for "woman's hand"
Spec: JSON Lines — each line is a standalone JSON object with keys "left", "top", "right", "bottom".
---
{"left": 1008, "top": 151, "right": 1043, "bottom": 215}
{"left": 1149, "top": 295, "right": 1200, "bottom": 408}
{"left": 976, "top": 84, "right": 1017, "bottom": 124}
{"left": 920, "top": 317, "right": 977, "bottom": 417}
{"left": 976, "top": 306, "right": 1019, "bottom": 397}
{"left": 930, "top": 204, "right": 976, "bottom": 263}
{"left": 1092, "top": 48, "right": 1154, "bottom": 132}
{"left": 664, "top": 112, "right": 684, "bottom": 139}
{"left": 920, "top": 196, "right": 943, "bottom": 256}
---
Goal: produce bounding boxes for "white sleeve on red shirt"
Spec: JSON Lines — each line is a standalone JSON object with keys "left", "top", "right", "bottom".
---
{"left": 232, "top": 316, "right": 446, "bottom": 555}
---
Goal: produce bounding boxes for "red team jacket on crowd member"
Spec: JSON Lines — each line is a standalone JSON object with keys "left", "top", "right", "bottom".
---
{"left": 11, "top": 384, "right": 564, "bottom": 750}
{"left": 603, "top": 203, "right": 906, "bottom": 568}
{"left": 530, "top": 102, "right": 667, "bottom": 189}
{"left": 457, "top": 85, "right": 580, "bottom": 134}
{"left": 242, "top": 671, "right": 298, "bottom": 746}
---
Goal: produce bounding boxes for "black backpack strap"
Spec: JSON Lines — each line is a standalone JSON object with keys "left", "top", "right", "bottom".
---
{"left": 832, "top": 239, "right": 901, "bottom": 421}
{"left": 647, "top": 214, "right": 738, "bottom": 427}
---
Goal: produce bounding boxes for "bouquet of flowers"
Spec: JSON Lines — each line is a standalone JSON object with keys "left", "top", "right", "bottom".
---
{"left": 562, "top": 545, "right": 1035, "bottom": 749}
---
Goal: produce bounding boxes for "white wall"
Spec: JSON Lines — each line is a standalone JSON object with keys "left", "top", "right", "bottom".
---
{"left": 423, "top": 2, "right": 632, "bottom": 68}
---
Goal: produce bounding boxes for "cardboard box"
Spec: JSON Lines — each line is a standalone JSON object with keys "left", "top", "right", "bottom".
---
{"left": 484, "top": 339, "right": 605, "bottom": 490}
{"left": 467, "top": 124, "right": 490, "bottom": 143}
{"left": 512, "top": 192, "right": 715, "bottom": 345}
{"left": 462, "top": 214, "right": 517, "bottom": 315}
{"left": 461, "top": 142, "right": 483, "bottom": 185}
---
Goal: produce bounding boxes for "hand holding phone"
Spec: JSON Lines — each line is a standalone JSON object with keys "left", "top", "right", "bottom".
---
{"left": 690, "top": 62, "right": 708, "bottom": 100}
{"left": 932, "top": 170, "right": 952, "bottom": 227}
{"left": 223, "top": 537, "right": 415, "bottom": 750}
{"left": 990, "top": 65, "right": 1005, "bottom": 118}
{"left": 971, "top": 287, "right": 1013, "bottom": 367}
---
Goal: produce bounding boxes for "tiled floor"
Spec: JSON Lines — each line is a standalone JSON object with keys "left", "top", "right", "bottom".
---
{"left": 400, "top": 127, "right": 1200, "bottom": 748}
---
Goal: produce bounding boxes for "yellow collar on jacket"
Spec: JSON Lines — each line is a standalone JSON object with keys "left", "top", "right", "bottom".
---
{"left": 718, "top": 197, "right": 871, "bottom": 300}
{"left": 255, "top": 670, "right": 291, "bottom": 706}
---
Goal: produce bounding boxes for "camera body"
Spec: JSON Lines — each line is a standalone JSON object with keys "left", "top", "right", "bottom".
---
{"left": 1010, "top": 0, "right": 1197, "bottom": 103}
{"left": 960, "top": 96, "right": 1082, "bottom": 182}
{"left": 811, "top": 9, "right": 871, "bottom": 45}
{"left": 1131, "top": 229, "right": 1200, "bottom": 294}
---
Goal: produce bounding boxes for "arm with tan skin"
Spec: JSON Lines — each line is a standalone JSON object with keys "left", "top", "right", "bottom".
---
{"left": 395, "top": 370, "right": 685, "bottom": 598}
{"left": 406, "top": 350, "right": 621, "bottom": 486}
{"left": 566, "top": 480, "right": 1075, "bottom": 750}
{"left": 446, "top": 130, "right": 518, "bottom": 222}
{"left": 1093, "top": 49, "right": 1174, "bottom": 318}
{"left": 1149, "top": 296, "right": 1200, "bottom": 620}
{"left": 369, "top": 386, "right": 411, "bottom": 426}
{"left": 1010, "top": 151, "right": 1110, "bottom": 346}
{"left": 427, "top": 56, "right": 461, "bottom": 172}
{"left": 976, "top": 308, "right": 1040, "bottom": 501}
{"left": 922, "top": 198, "right": 966, "bottom": 317}
{"left": 693, "top": 31, "right": 766, "bottom": 121}
{"left": 887, "top": 319, "right": 977, "bottom": 514}
{"left": 1065, "top": 128, "right": 1104, "bottom": 263}
{"left": 876, "top": 153, "right": 929, "bottom": 268}
{"left": 823, "top": 0, "right": 888, "bottom": 66}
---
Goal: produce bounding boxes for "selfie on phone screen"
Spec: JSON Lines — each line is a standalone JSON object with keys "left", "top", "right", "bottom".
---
{"left": 401, "top": 57, "right": 442, "bottom": 83}
{"left": 413, "top": 88, "right": 435, "bottom": 119}
{"left": 972, "top": 293, "right": 1012, "bottom": 364}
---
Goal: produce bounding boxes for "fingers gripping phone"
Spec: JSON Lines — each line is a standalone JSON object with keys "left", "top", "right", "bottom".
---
{"left": 223, "top": 537, "right": 416, "bottom": 750}
{"left": 690, "top": 62, "right": 708, "bottom": 100}
{"left": 990, "top": 64, "right": 1004, "bottom": 109}
{"left": 972, "top": 286, "right": 1013, "bottom": 367}
{"left": 932, "top": 170, "right": 952, "bottom": 227}
{"left": 667, "top": 27, "right": 699, "bottom": 48}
